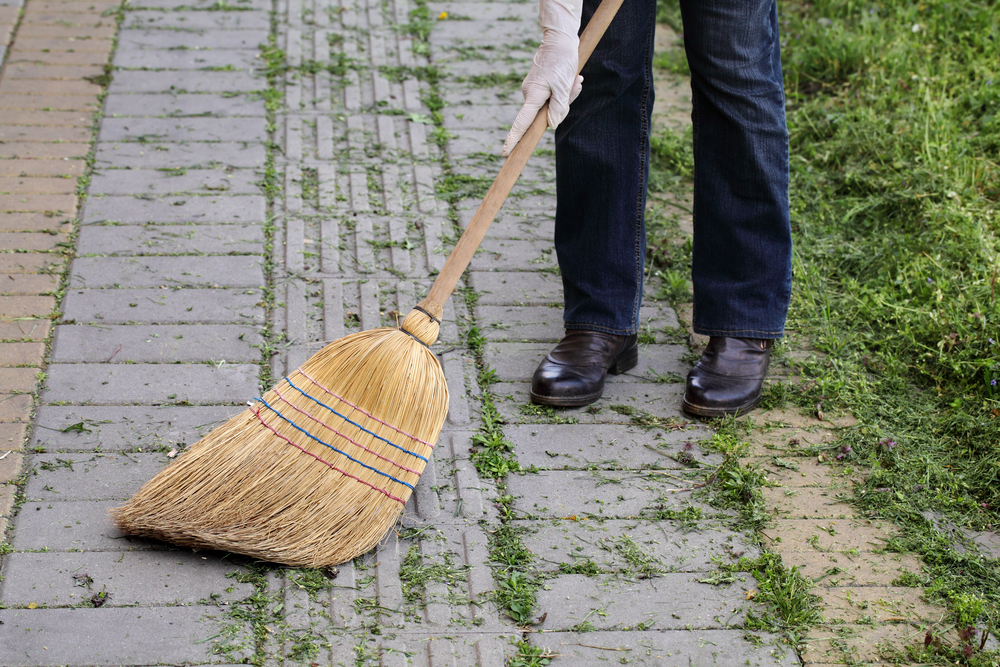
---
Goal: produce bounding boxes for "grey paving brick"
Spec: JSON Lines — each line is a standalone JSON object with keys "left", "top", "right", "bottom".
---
{"left": 24, "top": 452, "right": 172, "bottom": 502}
{"left": 0, "top": 606, "right": 251, "bottom": 665}
{"left": 116, "top": 28, "right": 269, "bottom": 50}
{"left": 30, "top": 405, "right": 240, "bottom": 452}
{"left": 457, "top": 195, "right": 555, "bottom": 239}
{"left": 491, "top": 381, "right": 688, "bottom": 425}
{"left": 61, "top": 287, "right": 264, "bottom": 325}
{"left": 474, "top": 305, "right": 681, "bottom": 342}
{"left": 70, "top": 256, "right": 264, "bottom": 288}
{"left": 468, "top": 238, "right": 556, "bottom": 271}
{"left": 99, "top": 117, "right": 267, "bottom": 143}
{"left": 77, "top": 223, "right": 265, "bottom": 255}
{"left": 11, "top": 500, "right": 157, "bottom": 551}
{"left": 375, "top": 632, "right": 513, "bottom": 666}
{"left": 528, "top": 630, "right": 798, "bottom": 666}
{"left": 41, "top": 363, "right": 259, "bottom": 405}
{"left": 507, "top": 470, "right": 715, "bottom": 520}
{"left": 535, "top": 574, "right": 754, "bottom": 631}
{"left": 427, "top": 2, "right": 535, "bottom": 21}
{"left": 51, "top": 324, "right": 262, "bottom": 363}
{"left": 518, "top": 519, "right": 759, "bottom": 574}
{"left": 445, "top": 128, "right": 554, "bottom": 159}
{"left": 114, "top": 47, "right": 260, "bottom": 70}
{"left": 94, "top": 141, "right": 267, "bottom": 169}
{"left": 109, "top": 69, "right": 261, "bottom": 94}
{"left": 505, "top": 423, "right": 717, "bottom": 471}
{"left": 125, "top": 9, "right": 270, "bottom": 30}
{"left": 469, "top": 271, "right": 560, "bottom": 305}
{"left": 89, "top": 168, "right": 261, "bottom": 196}
{"left": 484, "top": 342, "right": 689, "bottom": 383}
{"left": 84, "top": 194, "right": 266, "bottom": 223}
{"left": 440, "top": 83, "right": 521, "bottom": 108}
{"left": 0, "top": 550, "right": 253, "bottom": 606}
{"left": 402, "top": 431, "right": 498, "bottom": 525}
{"left": 429, "top": 21, "right": 531, "bottom": 47}
{"left": 105, "top": 92, "right": 265, "bottom": 117}
{"left": 442, "top": 103, "right": 519, "bottom": 130}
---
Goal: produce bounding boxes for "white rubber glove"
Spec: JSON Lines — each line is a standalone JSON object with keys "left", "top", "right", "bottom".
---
{"left": 501, "top": 0, "right": 583, "bottom": 157}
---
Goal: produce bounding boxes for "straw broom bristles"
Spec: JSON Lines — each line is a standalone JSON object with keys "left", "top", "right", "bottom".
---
{"left": 110, "top": 306, "right": 448, "bottom": 567}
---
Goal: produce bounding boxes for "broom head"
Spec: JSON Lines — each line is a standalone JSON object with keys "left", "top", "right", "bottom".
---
{"left": 111, "top": 306, "right": 447, "bottom": 567}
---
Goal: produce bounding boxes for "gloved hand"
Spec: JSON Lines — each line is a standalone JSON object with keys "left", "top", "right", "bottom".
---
{"left": 501, "top": 0, "right": 583, "bottom": 157}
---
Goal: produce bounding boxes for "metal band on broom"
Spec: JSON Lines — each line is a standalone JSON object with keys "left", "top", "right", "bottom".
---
{"left": 110, "top": 0, "right": 625, "bottom": 568}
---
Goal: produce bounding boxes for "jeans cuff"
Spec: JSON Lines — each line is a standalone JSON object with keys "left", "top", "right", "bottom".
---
{"left": 565, "top": 322, "right": 637, "bottom": 336}
{"left": 693, "top": 325, "right": 784, "bottom": 340}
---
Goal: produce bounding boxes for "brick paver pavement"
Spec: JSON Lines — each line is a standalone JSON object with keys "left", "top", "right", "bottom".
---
{"left": 0, "top": 0, "right": 800, "bottom": 664}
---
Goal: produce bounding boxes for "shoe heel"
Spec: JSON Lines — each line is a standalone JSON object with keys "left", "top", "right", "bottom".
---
{"left": 608, "top": 346, "right": 638, "bottom": 375}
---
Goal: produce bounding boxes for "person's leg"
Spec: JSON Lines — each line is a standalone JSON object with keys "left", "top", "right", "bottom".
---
{"left": 680, "top": 0, "right": 792, "bottom": 338}
{"left": 678, "top": 0, "right": 792, "bottom": 417}
{"left": 529, "top": 0, "right": 657, "bottom": 407}
{"left": 553, "top": 0, "right": 658, "bottom": 336}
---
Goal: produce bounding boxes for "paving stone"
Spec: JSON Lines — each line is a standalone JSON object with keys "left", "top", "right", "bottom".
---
{"left": 124, "top": 9, "right": 270, "bottom": 30}
{"left": 0, "top": 159, "right": 85, "bottom": 178}
{"left": 0, "top": 341, "right": 45, "bottom": 365}
{"left": 0, "top": 319, "right": 50, "bottom": 341}
{"left": 401, "top": 430, "right": 498, "bottom": 525}
{"left": 24, "top": 452, "right": 175, "bottom": 501}
{"left": 484, "top": 342, "right": 689, "bottom": 384}
{"left": 761, "top": 518, "right": 896, "bottom": 553}
{"left": 0, "top": 212, "right": 71, "bottom": 233}
{"left": 0, "top": 175, "right": 77, "bottom": 194}
{"left": 491, "top": 381, "right": 688, "bottom": 426}
{"left": 77, "top": 222, "right": 265, "bottom": 255}
{"left": 0, "top": 273, "right": 61, "bottom": 295}
{"left": 506, "top": 423, "right": 716, "bottom": 471}
{"left": 94, "top": 141, "right": 267, "bottom": 169}
{"left": 0, "top": 368, "right": 39, "bottom": 392}
{"left": 535, "top": 574, "right": 754, "bottom": 631}
{"left": 99, "top": 116, "right": 267, "bottom": 143}
{"left": 41, "top": 362, "right": 259, "bottom": 405}
{"left": 116, "top": 28, "right": 268, "bottom": 50}
{"left": 0, "top": 192, "right": 77, "bottom": 212}
{"left": 133, "top": 0, "right": 269, "bottom": 9}
{"left": 468, "top": 237, "right": 555, "bottom": 271}
{"left": 470, "top": 270, "right": 561, "bottom": 305}
{"left": 83, "top": 194, "right": 265, "bottom": 223}
{"left": 61, "top": 287, "right": 264, "bottom": 324}
{"left": 114, "top": 47, "right": 260, "bottom": 70}
{"left": 0, "top": 483, "right": 15, "bottom": 515}
{"left": 0, "top": 140, "right": 91, "bottom": 159}
{"left": 0, "top": 550, "right": 254, "bottom": 606}
{"left": 0, "top": 393, "right": 33, "bottom": 421}
{"left": 528, "top": 630, "right": 798, "bottom": 666}
{"left": 442, "top": 103, "right": 519, "bottom": 130}
{"left": 507, "top": 470, "right": 715, "bottom": 520}
{"left": 11, "top": 500, "right": 159, "bottom": 551}
{"left": 0, "top": 422, "right": 27, "bottom": 451}
{"left": 475, "top": 305, "right": 681, "bottom": 342}
{"left": 51, "top": 324, "right": 262, "bottom": 363}
{"left": 30, "top": 405, "right": 240, "bottom": 452}
{"left": 0, "top": 253, "right": 64, "bottom": 273}
{"left": 104, "top": 92, "right": 265, "bottom": 117}
{"left": 519, "top": 519, "right": 758, "bottom": 574}
{"left": 816, "top": 586, "right": 940, "bottom": 624}
{"left": 69, "top": 255, "right": 264, "bottom": 288}
{"left": 762, "top": 486, "right": 853, "bottom": 520}
{"left": 0, "top": 294, "right": 56, "bottom": 319}
{"left": 89, "top": 168, "right": 261, "bottom": 196}
{"left": 108, "top": 69, "right": 261, "bottom": 94}
{"left": 374, "top": 632, "right": 512, "bottom": 667}
{"left": 0, "top": 606, "right": 251, "bottom": 665}
{"left": 0, "top": 449, "right": 23, "bottom": 481}
{"left": 775, "top": 552, "right": 923, "bottom": 587}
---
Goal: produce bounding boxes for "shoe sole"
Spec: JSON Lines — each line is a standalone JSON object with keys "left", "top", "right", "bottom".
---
{"left": 529, "top": 345, "right": 639, "bottom": 408}
{"left": 681, "top": 391, "right": 763, "bottom": 418}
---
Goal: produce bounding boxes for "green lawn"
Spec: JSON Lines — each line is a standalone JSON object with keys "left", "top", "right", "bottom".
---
{"left": 650, "top": 0, "right": 1000, "bottom": 662}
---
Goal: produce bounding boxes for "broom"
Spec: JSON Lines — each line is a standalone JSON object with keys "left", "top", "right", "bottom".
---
{"left": 111, "top": 0, "right": 625, "bottom": 567}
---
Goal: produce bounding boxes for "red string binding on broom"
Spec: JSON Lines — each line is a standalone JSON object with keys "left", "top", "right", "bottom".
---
{"left": 252, "top": 405, "right": 405, "bottom": 505}
{"left": 272, "top": 386, "right": 421, "bottom": 476}
{"left": 296, "top": 369, "right": 434, "bottom": 449}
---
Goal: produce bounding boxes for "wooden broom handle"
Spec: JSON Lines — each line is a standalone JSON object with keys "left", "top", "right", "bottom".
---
{"left": 417, "top": 0, "right": 625, "bottom": 314}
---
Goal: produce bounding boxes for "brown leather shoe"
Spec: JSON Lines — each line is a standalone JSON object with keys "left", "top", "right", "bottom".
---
{"left": 530, "top": 330, "right": 638, "bottom": 407}
{"left": 682, "top": 337, "right": 772, "bottom": 417}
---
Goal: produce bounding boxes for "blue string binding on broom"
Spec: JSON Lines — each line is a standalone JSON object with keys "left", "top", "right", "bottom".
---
{"left": 283, "top": 375, "right": 428, "bottom": 464}
{"left": 254, "top": 396, "right": 415, "bottom": 492}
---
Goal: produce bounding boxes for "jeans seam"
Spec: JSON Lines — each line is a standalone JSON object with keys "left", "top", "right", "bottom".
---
{"left": 630, "top": 0, "right": 656, "bottom": 332}
{"left": 565, "top": 322, "right": 634, "bottom": 336}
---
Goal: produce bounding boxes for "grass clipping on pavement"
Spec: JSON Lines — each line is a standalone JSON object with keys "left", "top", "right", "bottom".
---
{"left": 648, "top": 0, "right": 1000, "bottom": 663}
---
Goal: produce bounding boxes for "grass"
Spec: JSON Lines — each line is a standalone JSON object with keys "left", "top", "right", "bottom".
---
{"left": 649, "top": 0, "right": 1000, "bottom": 660}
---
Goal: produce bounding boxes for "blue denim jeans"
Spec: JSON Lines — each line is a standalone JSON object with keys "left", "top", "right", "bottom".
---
{"left": 554, "top": 0, "right": 792, "bottom": 339}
